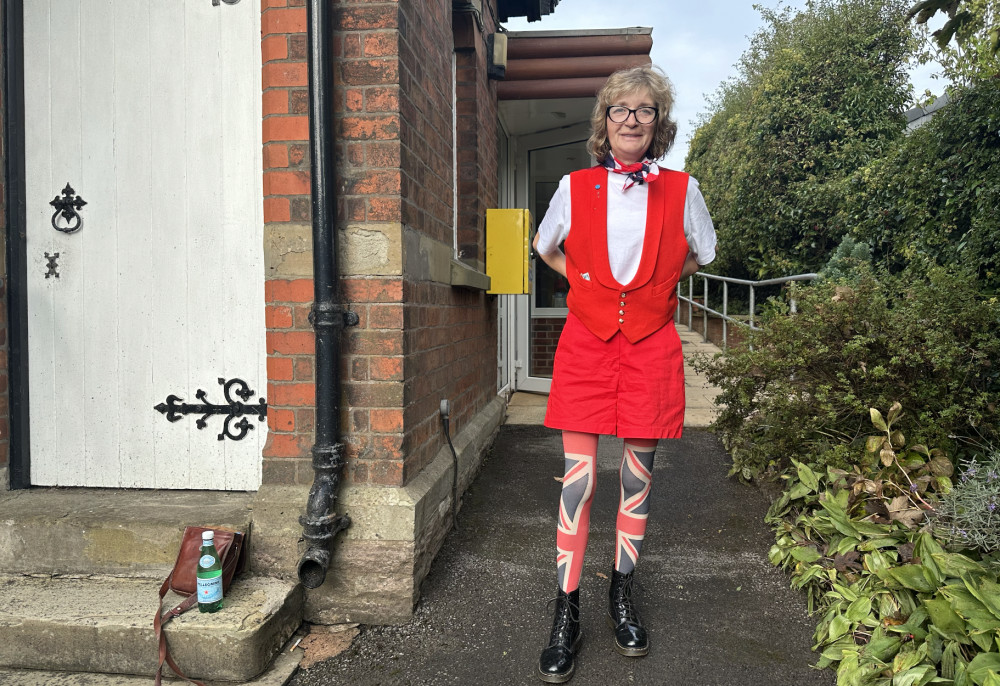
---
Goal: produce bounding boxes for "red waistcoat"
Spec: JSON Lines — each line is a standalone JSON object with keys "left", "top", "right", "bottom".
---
{"left": 564, "top": 165, "right": 690, "bottom": 344}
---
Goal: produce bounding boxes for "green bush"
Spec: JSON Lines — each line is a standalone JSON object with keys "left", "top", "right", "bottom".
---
{"left": 695, "top": 267, "right": 1000, "bottom": 481}
{"left": 845, "top": 80, "right": 1000, "bottom": 293}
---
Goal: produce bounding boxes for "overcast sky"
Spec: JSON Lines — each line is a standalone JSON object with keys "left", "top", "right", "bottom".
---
{"left": 504, "top": 0, "right": 943, "bottom": 170}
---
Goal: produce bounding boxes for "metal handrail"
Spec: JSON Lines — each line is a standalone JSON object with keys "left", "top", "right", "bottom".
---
{"left": 675, "top": 272, "right": 818, "bottom": 348}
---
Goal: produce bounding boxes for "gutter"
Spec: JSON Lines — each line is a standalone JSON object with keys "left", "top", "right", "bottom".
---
{"left": 297, "top": 0, "right": 355, "bottom": 590}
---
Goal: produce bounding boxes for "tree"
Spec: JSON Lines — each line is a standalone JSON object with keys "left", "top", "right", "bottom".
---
{"left": 685, "top": 0, "right": 917, "bottom": 280}
{"left": 909, "top": 0, "right": 1000, "bottom": 86}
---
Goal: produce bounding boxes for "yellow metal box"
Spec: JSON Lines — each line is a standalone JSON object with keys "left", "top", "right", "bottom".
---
{"left": 485, "top": 208, "right": 532, "bottom": 295}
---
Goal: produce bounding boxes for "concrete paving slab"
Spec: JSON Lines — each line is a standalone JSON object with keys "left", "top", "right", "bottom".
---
{"left": 287, "top": 426, "right": 833, "bottom": 686}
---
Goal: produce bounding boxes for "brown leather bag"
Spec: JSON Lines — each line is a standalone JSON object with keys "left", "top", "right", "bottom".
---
{"left": 154, "top": 526, "right": 249, "bottom": 686}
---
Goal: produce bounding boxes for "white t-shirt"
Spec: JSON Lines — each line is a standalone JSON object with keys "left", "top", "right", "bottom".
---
{"left": 535, "top": 170, "right": 717, "bottom": 286}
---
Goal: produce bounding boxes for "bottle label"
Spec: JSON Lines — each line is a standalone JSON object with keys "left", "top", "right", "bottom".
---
{"left": 197, "top": 572, "right": 223, "bottom": 604}
{"left": 199, "top": 554, "right": 217, "bottom": 568}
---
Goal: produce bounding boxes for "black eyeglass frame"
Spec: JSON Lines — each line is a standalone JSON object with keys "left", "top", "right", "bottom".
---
{"left": 605, "top": 106, "right": 659, "bottom": 124}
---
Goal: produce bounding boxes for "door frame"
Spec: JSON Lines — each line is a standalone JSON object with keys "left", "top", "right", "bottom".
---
{"left": 513, "top": 122, "right": 591, "bottom": 394}
{"left": 4, "top": 0, "right": 33, "bottom": 489}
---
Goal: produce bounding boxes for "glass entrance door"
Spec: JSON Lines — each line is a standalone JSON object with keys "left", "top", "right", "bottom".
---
{"left": 514, "top": 124, "right": 591, "bottom": 393}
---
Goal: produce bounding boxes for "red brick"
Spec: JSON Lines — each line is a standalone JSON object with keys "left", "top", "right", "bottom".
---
{"left": 268, "top": 408, "right": 296, "bottom": 432}
{"left": 263, "top": 89, "right": 289, "bottom": 117}
{"left": 341, "top": 59, "right": 399, "bottom": 86}
{"left": 262, "top": 0, "right": 287, "bottom": 8}
{"left": 368, "top": 304, "right": 403, "bottom": 329}
{"left": 347, "top": 169, "right": 401, "bottom": 196}
{"left": 262, "top": 62, "right": 308, "bottom": 89}
{"left": 364, "top": 32, "right": 399, "bottom": 57}
{"left": 264, "top": 197, "right": 291, "bottom": 223}
{"left": 367, "top": 141, "right": 401, "bottom": 167}
{"left": 370, "top": 356, "right": 403, "bottom": 381}
{"left": 335, "top": 6, "right": 398, "bottom": 31}
{"left": 266, "top": 279, "right": 314, "bottom": 303}
{"left": 294, "top": 357, "right": 314, "bottom": 381}
{"left": 267, "top": 331, "right": 315, "bottom": 355}
{"left": 266, "top": 305, "right": 294, "bottom": 329}
{"left": 261, "top": 7, "right": 306, "bottom": 35}
{"left": 267, "top": 356, "right": 295, "bottom": 381}
{"left": 368, "top": 459, "right": 404, "bottom": 486}
{"left": 367, "top": 197, "right": 401, "bottom": 221}
{"left": 339, "top": 115, "right": 400, "bottom": 141}
{"left": 261, "top": 34, "right": 288, "bottom": 62}
{"left": 345, "top": 88, "right": 364, "bottom": 112}
{"left": 295, "top": 408, "right": 315, "bottom": 433}
{"left": 370, "top": 409, "right": 403, "bottom": 433}
{"left": 263, "top": 432, "right": 310, "bottom": 458}
{"left": 262, "top": 116, "right": 310, "bottom": 143}
{"left": 263, "top": 143, "right": 290, "bottom": 169}
{"left": 293, "top": 304, "right": 313, "bottom": 329}
{"left": 268, "top": 382, "right": 316, "bottom": 407}
{"left": 265, "top": 170, "right": 311, "bottom": 196}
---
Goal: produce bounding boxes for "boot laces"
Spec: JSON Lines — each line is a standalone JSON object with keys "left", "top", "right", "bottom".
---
{"left": 613, "top": 575, "right": 641, "bottom": 624}
{"left": 545, "top": 594, "right": 580, "bottom": 646}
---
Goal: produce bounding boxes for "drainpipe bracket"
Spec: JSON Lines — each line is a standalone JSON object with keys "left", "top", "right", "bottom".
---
{"left": 308, "top": 303, "right": 359, "bottom": 329}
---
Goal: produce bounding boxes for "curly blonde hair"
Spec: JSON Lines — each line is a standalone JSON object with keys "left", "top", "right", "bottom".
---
{"left": 587, "top": 65, "right": 677, "bottom": 162}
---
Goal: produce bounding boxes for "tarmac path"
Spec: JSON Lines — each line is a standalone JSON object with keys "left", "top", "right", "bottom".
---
{"left": 289, "top": 423, "right": 835, "bottom": 686}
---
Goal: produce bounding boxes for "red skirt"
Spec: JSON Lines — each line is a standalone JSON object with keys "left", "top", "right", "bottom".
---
{"left": 544, "top": 312, "right": 685, "bottom": 439}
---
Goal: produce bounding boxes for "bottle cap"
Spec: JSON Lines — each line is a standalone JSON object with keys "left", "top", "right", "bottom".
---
{"left": 202, "top": 530, "right": 214, "bottom": 542}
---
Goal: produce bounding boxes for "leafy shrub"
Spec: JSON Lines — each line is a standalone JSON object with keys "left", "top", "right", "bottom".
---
{"left": 695, "top": 267, "right": 1000, "bottom": 481}
{"left": 769, "top": 452, "right": 1000, "bottom": 685}
{"left": 845, "top": 80, "right": 1000, "bottom": 293}
{"left": 936, "top": 451, "right": 1000, "bottom": 555}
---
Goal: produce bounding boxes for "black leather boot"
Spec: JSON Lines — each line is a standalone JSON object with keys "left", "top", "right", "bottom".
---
{"left": 537, "top": 588, "right": 582, "bottom": 683}
{"left": 607, "top": 569, "right": 648, "bottom": 656}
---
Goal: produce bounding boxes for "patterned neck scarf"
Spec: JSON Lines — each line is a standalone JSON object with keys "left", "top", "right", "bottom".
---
{"left": 603, "top": 153, "right": 660, "bottom": 191}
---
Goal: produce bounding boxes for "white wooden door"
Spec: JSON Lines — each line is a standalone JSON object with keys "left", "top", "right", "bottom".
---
{"left": 23, "top": 0, "right": 266, "bottom": 490}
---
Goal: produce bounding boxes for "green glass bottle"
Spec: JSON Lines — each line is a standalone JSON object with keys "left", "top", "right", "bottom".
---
{"left": 196, "top": 530, "right": 224, "bottom": 613}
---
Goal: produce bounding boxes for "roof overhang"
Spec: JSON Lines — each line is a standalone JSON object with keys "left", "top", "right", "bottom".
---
{"left": 497, "top": 0, "right": 560, "bottom": 22}
{"left": 498, "top": 28, "right": 653, "bottom": 137}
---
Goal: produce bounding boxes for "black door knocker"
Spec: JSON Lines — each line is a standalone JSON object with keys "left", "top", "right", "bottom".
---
{"left": 50, "top": 183, "right": 86, "bottom": 234}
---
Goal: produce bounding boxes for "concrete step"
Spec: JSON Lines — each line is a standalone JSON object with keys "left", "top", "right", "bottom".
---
{"left": 0, "top": 642, "right": 301, "bottom": 686}
{"left": 0, "top": 488, "right": 253, "bottom": 577}
{"left": 0, "top": 574, "right": 302, "bottom": 682}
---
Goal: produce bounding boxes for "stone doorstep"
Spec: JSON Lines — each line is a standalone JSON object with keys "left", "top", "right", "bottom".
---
{"left": 0, "top": 488, "right": 254, "bottom": 577}
{"left": 0, "top": 645, "right": 302, "bottom": 686}
{"left": 0, "top": 574, "right": 303, "bottom": 682}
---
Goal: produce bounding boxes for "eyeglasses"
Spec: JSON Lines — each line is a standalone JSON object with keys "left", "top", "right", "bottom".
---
{"left": 606, "top": 106, "right": 658, "bottom": 124}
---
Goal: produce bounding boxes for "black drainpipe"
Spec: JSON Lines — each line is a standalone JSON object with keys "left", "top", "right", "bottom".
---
{"left": 298, "top": 0, "right": 355, "bottom": 590}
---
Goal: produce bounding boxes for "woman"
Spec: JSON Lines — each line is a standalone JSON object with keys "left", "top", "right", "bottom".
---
{"left": 533, "top": 66, "right": 716, "bottom": 683}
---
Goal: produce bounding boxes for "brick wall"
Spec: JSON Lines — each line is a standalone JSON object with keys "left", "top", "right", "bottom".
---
{"left": 260, "top": 1, "right": 318, "bottom": 486}
{"left": 394, "top": 0, "right": 499, "bottom": 482}
{"left": 262, "top": 0, "right": 500, "bottom": 489}
{"left": 530, "top": 317, "right": 564, "bottom": 378}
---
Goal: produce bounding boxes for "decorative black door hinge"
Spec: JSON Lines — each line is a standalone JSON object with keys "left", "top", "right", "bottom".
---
{"left": 154, "top": 377, "right": 267, "bottom": 441}
{"left": 49, "top": 183, "right": 86, "bottom": 234}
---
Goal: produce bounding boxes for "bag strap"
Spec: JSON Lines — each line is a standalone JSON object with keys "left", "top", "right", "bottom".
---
{"left": 154, "top": 524, "right": 247, "bottom": 686}
{"left": 154, "top": 572, "right": 205, "bottom": 686}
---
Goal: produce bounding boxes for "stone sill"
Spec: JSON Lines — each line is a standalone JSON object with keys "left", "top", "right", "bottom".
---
{"left": 448, "top": 259, "right": 491, "bottom": 291}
